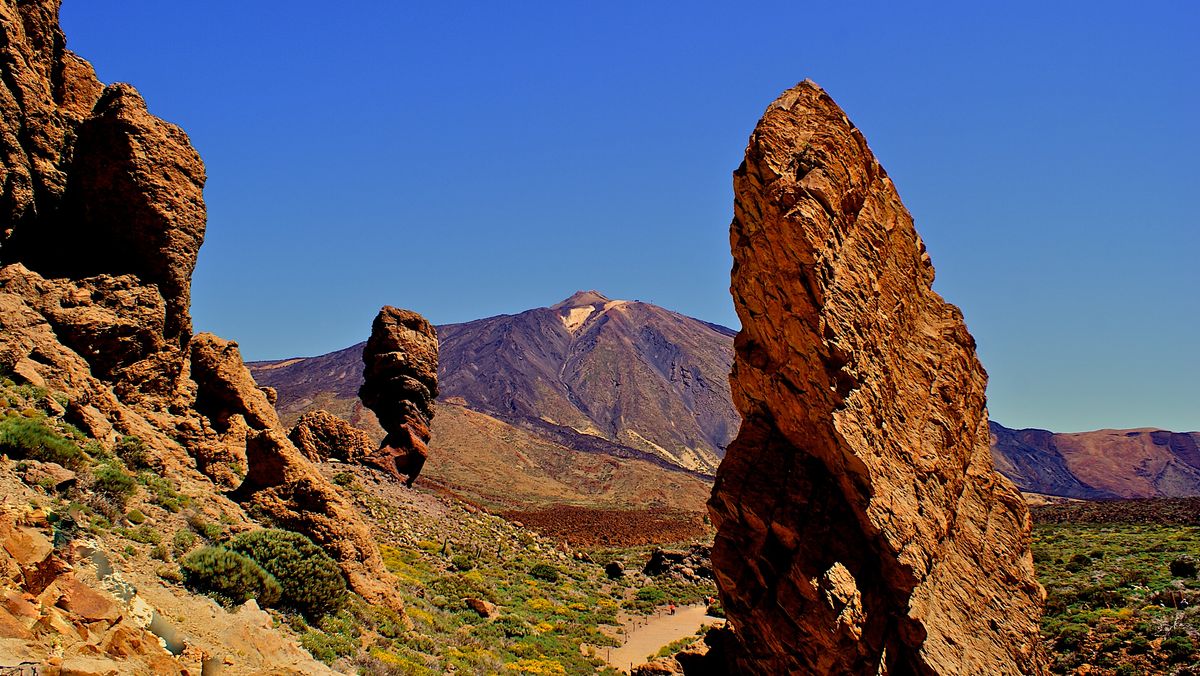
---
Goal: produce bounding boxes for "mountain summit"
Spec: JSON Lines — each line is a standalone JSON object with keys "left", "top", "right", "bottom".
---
{"left": 550, "top": 290, "right": 612, "bottom": 309}
{"left": 253, "top": 293, "right": 739, "bottom": 475}
{"left": 438, "top": 292, "right": 738, "bottom": 473}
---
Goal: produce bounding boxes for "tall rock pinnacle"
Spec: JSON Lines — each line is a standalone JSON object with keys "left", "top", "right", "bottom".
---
{"left": 359, "top": 306, "right": 439, "bottom": 486}
{"left": 709, "top": 81, "right": 1046, "bottom": 674}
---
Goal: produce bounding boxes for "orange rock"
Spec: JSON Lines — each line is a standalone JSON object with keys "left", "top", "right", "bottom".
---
{"left": 51, "top": 577, "right": 120, "bottom": 624}
{"left": 710, "top": 81, "right": 1046, "bottom": 675}
{"left": 288, "top": 409, "right": 375, "bottom": 463}
{"left": 0, "top": 604, "right": 32, "bottom": 639}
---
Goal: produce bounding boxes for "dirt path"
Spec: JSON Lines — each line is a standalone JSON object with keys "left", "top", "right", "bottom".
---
{"left": 604, "top": 604, "right": 723, "bottom": 673}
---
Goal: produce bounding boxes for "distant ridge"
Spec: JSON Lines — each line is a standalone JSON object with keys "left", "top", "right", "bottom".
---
{"left": 249, "top": 296, "right": 1200, "bottom": 502}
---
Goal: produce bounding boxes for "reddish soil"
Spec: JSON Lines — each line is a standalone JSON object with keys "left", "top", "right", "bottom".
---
{"left": 1031, "top": 497, "right": 1200, "bottom": 525}
{"left": 501, "top": 505, "right": 712, "bottom": 547}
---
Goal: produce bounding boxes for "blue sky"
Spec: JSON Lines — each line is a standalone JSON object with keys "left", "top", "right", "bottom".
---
{"left": 61, "top": 2, "right": 1198, "bottom": 432}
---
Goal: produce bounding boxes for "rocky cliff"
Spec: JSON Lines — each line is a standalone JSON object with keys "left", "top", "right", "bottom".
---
{"left": 709, "top": 81, "right": 1046, "bottom": 674}
{"left": 0, "top": 0, "right": 405, "bottom": 668}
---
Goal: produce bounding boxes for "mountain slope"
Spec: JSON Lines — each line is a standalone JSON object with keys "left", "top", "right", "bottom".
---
{"left": 249, "top": 297, "right": 1200, "bottom": 502}
{"left": 990, "top": 422, "right": 1200, "bottom": 498}
{"left": 438, "top": 290, "right": 738, "bottom": 472}
{"left": 252, "top": 291, "right": 738, "bottom": 474}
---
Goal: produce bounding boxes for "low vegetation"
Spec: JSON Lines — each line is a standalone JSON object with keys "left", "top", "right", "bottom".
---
{"left": 1034, "top": 514, "right": 1200, "bottom": 674}
{"left": 1, "top": 375, "right": 717, "bottom": 674}
{"left": 181, "top": 546, "right": 282, "bottom": 607}
{"left": 228, "top": 528, "right": 348, "bottom": 618}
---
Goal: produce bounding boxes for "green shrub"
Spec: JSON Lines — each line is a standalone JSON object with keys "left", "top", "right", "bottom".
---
{"left": 123, "top": 525, "right": 162, "bottom": 545}
{"left": 493, "top": 615, "right": 532, "bottom": 638}
{"left": 126, "top": 509, "right": 146, "bottom": 525}
{"left": 115, "top": 435, "right": 150, "bottom": 469}
{"left": 228, "top": 528, "right": 347, "bottom": 618}
{"left": 529, "top": 563, "right": 560, "bottom": 583}
{"left": 0, "top": 414, "right": 86, "bottom": 468}
{"left": 172, "top": 529, "right": 197, "bottom": 555}
{"left": 637, "top": 586, "right": 668, "bottom": 604}
{"left": 1056, "top": 623, "right": 1090, "bottom": 650}
{"left": 139, "top": 474, "right": 186, "bottom": 512}
{"left": 1162, "top": 636, "right": 1195, "bottom": 663}
{"left": 180, "top": 546, "right": 281, "bottom": 606}
{"left": 1065, "top": 553, "right": 1091, "bottom": 572}
{"left": 301, "top": 628, "right": 356, "bottom": 663}
{"left": 450, "top": 553, "right": 474, "bottom": 571}
{"left": 187, "top": 513, "right": 222, "bottom": 541}
{"left": 92, "top": 461, "right": 137, "bottom": 508}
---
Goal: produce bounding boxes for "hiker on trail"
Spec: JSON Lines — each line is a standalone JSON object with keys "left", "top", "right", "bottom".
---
{"left": 668, "top": 601, "right": 677, "bottom": 615}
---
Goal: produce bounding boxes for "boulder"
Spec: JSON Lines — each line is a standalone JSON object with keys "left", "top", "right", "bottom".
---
{"left": 288, "top": 410, "right": 375, "bottom": 463}
{"left": 16, "top": 460, "right": 76, "bottom": 490}
{"left": 709, "top": 81, "right": 1046, "bottom": 674}
{"left": 643, "top": 545, "right": 711, "bottom": 580}
{"left": 464, "top": 597, "right": 496, "bottom": 618}
{"left": 359, "top": 306, "right": 439, "bottom": 486}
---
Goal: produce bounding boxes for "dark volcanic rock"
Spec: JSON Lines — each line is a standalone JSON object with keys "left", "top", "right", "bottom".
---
{"left": 359, "top": 306, "right": 439, "bottom": 486}
{"left": 643, "top": 545, "right": 712, "bottom": 581}
{"left": 709, "top": 81, "right": 1045, "bottom": 674}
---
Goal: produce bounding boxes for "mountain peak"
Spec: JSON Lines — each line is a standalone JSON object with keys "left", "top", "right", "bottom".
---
{"left": 551, "top": 290, "right": 612, "bottom": 309}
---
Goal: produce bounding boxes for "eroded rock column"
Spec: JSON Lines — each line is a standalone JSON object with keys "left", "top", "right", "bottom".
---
{"left": 359, "top": 306, "right": 439, "bottom": 486}
{"left": 709, "top": 81, "right": 1045, "bottom": 675}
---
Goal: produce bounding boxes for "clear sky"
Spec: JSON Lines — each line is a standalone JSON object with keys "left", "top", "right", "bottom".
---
{"left": 61, "top": 2, "right": 1198, "bottom": 433}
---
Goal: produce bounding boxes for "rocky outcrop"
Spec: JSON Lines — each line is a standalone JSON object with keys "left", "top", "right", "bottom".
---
{"left": 0, "top": 0, "right": 104, "bottom": 236}
{"left": 642, "top": 545, "right": 713, "bottom": 581}
{"left": 0, "top": 1, "right": 204, "bottom": 341}
{"left": 709, "top": 81, "right": 1045, "bottom": 675}
{"left": 0, "top": 0, "right": 403, "bottom": 619}
{"left": 0, "top": 506, "right": 185, "bottom": 673}
{"left": 359, "top": 306, "right": 439, "bottom": 486}
{"left": 289, "top": 409, "right": 375, "bottom": 463}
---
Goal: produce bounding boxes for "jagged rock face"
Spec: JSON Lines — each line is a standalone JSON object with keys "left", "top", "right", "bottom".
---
{"left": 0, "top": 0, "right": 403, "bottom": 616}
{"left": 359, "top": 306, "right": 438, "bottom": 486}
{"left": 0, "top": 2, "right": 205, "bottom": 340}
{"left": 289, "top": 409, "right": 375, "bottom": 463}
{"left": 709, "top": 81, "right": 1045, "bottom": 675}
{"left": 0, "top": 0, "right": 103, "bottom": 231}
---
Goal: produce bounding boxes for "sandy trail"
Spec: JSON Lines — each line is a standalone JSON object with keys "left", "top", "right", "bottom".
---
{"left": 604, "top": 604, "right": 723, "bottom": 673}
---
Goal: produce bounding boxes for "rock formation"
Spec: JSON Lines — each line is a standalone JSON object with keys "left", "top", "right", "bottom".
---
{"left": 0, "top": 0, "right": 402, "bottom": 623}
{"left": 289, "top": 409, "right": 375, "bottom": 463}
{"left": 0, "top": 2, "right": 205, "bottom": 341}
{"left": 0, "top": 504, "right": 186, "bottom": 673}
{"left": 359, "top": 306, "right": 439, "bottom": 486}
{"left": 709, "top": 81, "right": 1045, "bottom": 674}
